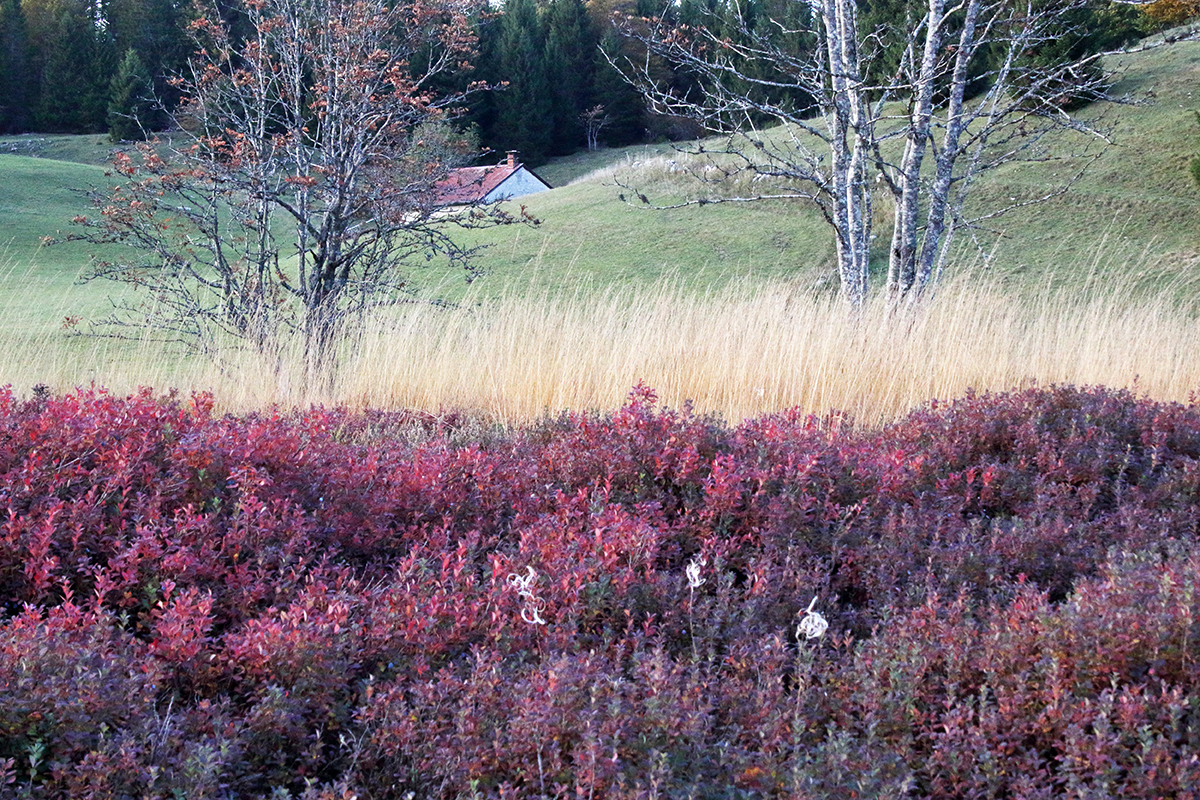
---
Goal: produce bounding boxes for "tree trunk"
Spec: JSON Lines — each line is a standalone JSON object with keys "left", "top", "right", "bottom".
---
{"left": 915, "top": 0, "right": 984, "bottom": 290}
{"left": 818, "top": 0, "right": 872, "bottom": 307}
{"left": 887, "top": 0, "right": 945, "bottom": 298}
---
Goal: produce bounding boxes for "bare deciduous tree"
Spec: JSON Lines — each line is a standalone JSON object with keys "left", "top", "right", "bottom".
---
{"left": 615, "top": 0, "right": 1130, "bottom": 305}
{"left": 581, "top": 104, "right": 612, "bottom": 151}
{"left": 69, "top": 0, "right": 524, "bottom": 377}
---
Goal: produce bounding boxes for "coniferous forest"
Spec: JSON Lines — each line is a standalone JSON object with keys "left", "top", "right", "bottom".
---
{"left": 0, "top": 0, "right": 657, "bottom": 161}
{"left": 0, "top": 0, "right": 1167, "bottom": 164}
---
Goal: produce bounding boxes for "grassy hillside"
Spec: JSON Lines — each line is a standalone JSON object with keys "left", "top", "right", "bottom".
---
{"left": 0, "top": 155, "right": 121, "bottom": 335}
{"left": 4, "top": 37, "right": 1200, "bottom": 303}
{"left": 3, "top": 35, "right": 1200, "bottom": 418}
{"left": 480, "top": 36, "right": 1200, "bottom": 299}
{"left": 0, "top": 154, "right": 105, "bottom": 274}
{"left": 966, "top": 37, "right": 1200, "bottom": 292}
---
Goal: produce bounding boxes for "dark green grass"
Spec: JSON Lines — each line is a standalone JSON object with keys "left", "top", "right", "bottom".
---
{"left": 0, "top": 154, "right": 105, "bottom": 272}
{"left": 0, "top": 155, "right": 120, "bottom": 343}
{"left": 962, "top": 39, "right": 1200, "bottom": 293}
{"left": 442, "top": 181, "right": 839, "bottom": 300}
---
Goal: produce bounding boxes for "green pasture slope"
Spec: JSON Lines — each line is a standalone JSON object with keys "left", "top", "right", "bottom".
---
{"left": 506, "top": 35, "right": 1200, "bottom": 298}
{"left": 0, "top": 153, "right": 116, "bottom": 338}
{"left": 3, "top": 33, "right": 1200, "bottom": 320}
{"left": 968, "top": 36, "right": 1200, "bottom": 292}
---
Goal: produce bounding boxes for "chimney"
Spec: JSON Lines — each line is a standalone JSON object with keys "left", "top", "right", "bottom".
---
{"left": 506, "top": 151, "right": 517, "bottom": 169}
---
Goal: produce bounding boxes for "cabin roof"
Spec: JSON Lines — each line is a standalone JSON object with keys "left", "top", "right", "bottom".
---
{"left": 434, "top": 152, "right": 551, "bottom": 205}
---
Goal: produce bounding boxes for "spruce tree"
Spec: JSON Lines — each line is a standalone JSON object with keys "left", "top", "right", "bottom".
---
{"left": 20, "top": 0, "right": 56, "bottom": 124}
{"left": 106, "top": 0, "right": 189, "bottom": 116}
{"left": 463, "top": 12, "right": 501, "bottom": 157}
{"left": 0, "top": 0, "right": 29, "bottom": 132}
{"left": 492, "top": 0, "right": 553, "bottom": 164}
{"left": 32, "top": 0, "right": 113, "bottom": 132}
{"left": 543, "top": 0, "right": 594, "bottom": 155}
{"left": 107, "top": 47, "right": 152, "bottom": 141}
{"left": 590, "top": 27, "right": 644, "bottom": 147}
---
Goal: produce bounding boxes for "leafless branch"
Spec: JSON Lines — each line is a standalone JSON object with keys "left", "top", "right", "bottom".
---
{"left": 614, "top": 0, "right": 1132, "bottom": 304}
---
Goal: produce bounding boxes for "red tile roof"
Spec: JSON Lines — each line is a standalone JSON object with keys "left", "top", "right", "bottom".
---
{"left": 434, "top": 163, "right": 520, "bottom": 206}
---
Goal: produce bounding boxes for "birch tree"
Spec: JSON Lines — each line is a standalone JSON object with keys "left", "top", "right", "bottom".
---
{"left": 69, "top": 0, "right": 520, "bottom": 377}
{"left": 615, "top": 0, "right": 1132, "bottom": 304}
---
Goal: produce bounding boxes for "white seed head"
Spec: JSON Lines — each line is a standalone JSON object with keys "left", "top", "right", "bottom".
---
{"left": 509, "top": 566, "right": 547, "bottom": 625}
{"left": 521, "top": 605, "right": 547, "bottom": 625}
{"left": 507, "top": 566, "right": 537, "bottom": 598}
{"left": 797, "top": 596, "right": 828, "bottom": 640}
{"left": 685, "top": 556, "right": 706, "bottom": 590}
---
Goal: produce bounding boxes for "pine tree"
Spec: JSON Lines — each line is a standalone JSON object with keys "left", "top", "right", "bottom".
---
{"left": 107, "top": 47, "right": 152, "bottom": 140}
{"left": 105, "top": 0, "right": 189, "bottom": 116}
{"left": 0, "top": 0, "right": 29, "bottom": 132}
{"left": 590, "top": 27, "right": 643, "bottom": 147}
{"left": 543, "top": 0, "right": 594, "bottom": 155}
{"left": 20, "top": 0, "right": 56, "bottom": 122}
{"left": 36, "top": 7, "right": 112, "bottom": 132}
{"left": 462, "top": 12, "right": 501, "bottom": 158}
{"left": 26, "top": 0, "right": 113, "bottom": 133}
{"left": 492, "top": 0, "right": 553, "bottom": 163}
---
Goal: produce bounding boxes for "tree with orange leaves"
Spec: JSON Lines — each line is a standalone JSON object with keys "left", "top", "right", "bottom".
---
{"left": 1143, "top": 0, "right": 1199, "bottom": 25}
{"left": 69, "top": 0, "right": 524, "bottom": 380}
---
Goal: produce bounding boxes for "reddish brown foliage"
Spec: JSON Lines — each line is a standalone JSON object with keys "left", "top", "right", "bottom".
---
{"left": 3, "top": 383, "right": 1200, "bottom": 797}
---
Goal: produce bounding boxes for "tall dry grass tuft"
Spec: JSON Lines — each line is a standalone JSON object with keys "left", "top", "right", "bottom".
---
{"left": 5, "top": 268, "right": 1200, "bottom": 427}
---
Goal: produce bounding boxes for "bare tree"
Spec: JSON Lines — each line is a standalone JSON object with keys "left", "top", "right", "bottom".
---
{"left": 68, "top": 0, "right": 524, "bottom": 377}
{"left": 581, "top": 104, "right": 612, "bottom": 151}
{"left": 614, "top": 0, "right": 1129, "bottom": 305}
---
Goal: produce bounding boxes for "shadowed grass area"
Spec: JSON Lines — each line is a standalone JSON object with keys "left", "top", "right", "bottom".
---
{"left": 0, "top": 155, "right": 109, "bottom": 279}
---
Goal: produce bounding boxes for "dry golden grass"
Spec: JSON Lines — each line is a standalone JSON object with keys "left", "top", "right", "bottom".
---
{"left": 4, "top": 268, "right": 1200, "bottom": 428}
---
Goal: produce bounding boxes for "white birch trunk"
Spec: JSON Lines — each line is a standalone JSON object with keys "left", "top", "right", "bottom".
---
{"left": 816, "top": 0, "right": 872, "bottom": 307}
{"left": 886, "top": 0, "right": 945, "bottom": 297}
{"left": 618, "top": 0, "right": 1117, "bottom": 308}
{"left": 914, "top": 0, "right": 984, "bottom": 289}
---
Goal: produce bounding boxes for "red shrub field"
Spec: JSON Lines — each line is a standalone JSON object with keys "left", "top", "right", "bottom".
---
{"left": 3, "top": 383, "right": 1200, "bottom": 798}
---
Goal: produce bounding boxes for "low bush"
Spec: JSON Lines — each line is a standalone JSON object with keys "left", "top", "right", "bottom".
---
{"left": 2, "top": 383, "right": 1200, "bottom": 797}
